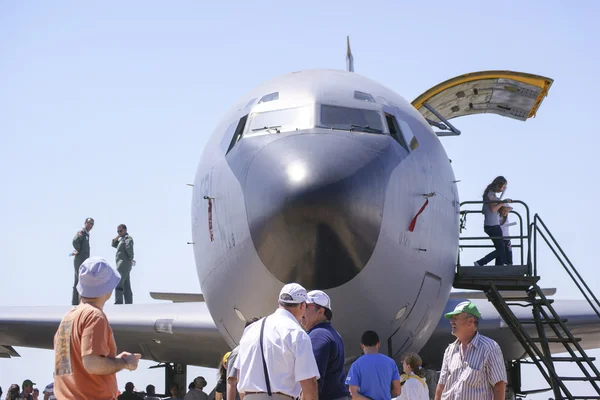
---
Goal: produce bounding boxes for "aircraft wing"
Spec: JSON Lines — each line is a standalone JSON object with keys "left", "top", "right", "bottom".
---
{"left": 411, "top": 71, "right": 553, "bottom": 124}
{"left": 0, "top": 302, "right": 229, "bottom": 368}
{"left": 420, "top": 298, "right": 600, "bottom": 369}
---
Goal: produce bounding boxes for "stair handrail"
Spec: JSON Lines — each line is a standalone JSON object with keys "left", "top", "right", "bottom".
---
{"left": 459, "top": 200, "right": 531, "bottom": 272}
{"left": 532, "top": 213, "right": 600, "bottom": 320}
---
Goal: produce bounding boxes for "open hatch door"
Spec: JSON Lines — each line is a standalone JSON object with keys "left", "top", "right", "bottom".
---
{"left": 411, "top": 71, "right": 554, "bottom": 136}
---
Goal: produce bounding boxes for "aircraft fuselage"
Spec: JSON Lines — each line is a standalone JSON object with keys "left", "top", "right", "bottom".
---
{"left": 191, "top": 69, "right": 459, "bottom": 362}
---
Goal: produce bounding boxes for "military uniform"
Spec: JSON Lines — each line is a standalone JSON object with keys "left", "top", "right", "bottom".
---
{"left": 112, "top": 234, "right": 135, "bottom": 304}
{"left": 71, "top": 229, "right": 90, "bottom": 305}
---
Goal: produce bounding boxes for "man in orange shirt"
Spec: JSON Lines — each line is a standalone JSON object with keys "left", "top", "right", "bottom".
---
{"left": 54, "top": 257, "right": 142, "bottom": 400}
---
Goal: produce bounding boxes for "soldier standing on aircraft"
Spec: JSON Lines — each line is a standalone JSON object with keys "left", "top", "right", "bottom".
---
{"left": 112, "top": 224, "right": 135, "bottom": 304}
{"left": 71, "top": 217, "right": 94, "bottom": 306}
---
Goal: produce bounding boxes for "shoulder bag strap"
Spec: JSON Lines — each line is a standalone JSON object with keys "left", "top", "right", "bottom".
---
{"left": 259, "top": 317, "right": 272, "bottom": 396}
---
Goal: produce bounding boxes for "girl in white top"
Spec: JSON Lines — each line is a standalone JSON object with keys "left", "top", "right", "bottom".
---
{"left": 499, "top": 204, "right": 516, "bottom": 265}
{"left": 398, "top": 353, "right": 428, "bottom": 400}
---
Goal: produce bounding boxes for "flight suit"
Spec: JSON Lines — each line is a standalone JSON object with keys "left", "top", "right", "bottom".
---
{"left": 71, "top": 229, "right": 90, "bottom": 305}
{"left": 112, "top": 235, "right": 135, "bottom": 304}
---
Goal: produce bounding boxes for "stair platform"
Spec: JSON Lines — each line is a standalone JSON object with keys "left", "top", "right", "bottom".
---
{"left": 453, "top": 265, "right": 538, "bottom": 290}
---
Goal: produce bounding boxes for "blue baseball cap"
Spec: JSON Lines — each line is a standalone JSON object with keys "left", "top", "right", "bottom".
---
{"left": 77, "top": 257, "right": 121, "bottom": 298}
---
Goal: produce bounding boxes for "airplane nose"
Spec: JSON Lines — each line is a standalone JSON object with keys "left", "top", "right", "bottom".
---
{"left": 244, "top": 133, "right": 398, "bottom": 289}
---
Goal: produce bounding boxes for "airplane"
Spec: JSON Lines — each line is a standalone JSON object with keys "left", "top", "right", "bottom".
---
{"left": 1, "top": 40, "right": 598, "bottom": 398}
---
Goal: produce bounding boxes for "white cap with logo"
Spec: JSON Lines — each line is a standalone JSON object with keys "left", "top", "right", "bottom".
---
{"left": 307, "top": 290, "right": 332, "bottom": 311}
{"left": 279, "top": 283, "right": 308, "bottom": 304}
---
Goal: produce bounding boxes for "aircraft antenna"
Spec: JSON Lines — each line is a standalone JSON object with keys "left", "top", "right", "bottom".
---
{"left": 346, "top": 36, "right": 354, "bottom": 72}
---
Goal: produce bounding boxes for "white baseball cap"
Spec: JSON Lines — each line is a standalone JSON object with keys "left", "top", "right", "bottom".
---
{"left": 279, "top": 283, "right": 308, "bottom": 304}
{"left": 77, "top": 257, "right": 121, "bottom": 298}
{"left": 307, "top": 290, "right": 332, "bottom": 311}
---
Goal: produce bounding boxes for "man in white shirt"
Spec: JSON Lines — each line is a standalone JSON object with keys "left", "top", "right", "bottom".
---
{"left": 234, "top": 283, "right": 320, "bottom": 400}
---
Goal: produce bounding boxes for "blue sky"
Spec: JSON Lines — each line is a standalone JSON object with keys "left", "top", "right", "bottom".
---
{"left": 1, "top": 1, "right": 599, "bottom": 397}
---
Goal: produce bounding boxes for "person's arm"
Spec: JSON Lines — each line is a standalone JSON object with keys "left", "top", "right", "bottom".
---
{"left": 125, "top": 237, "right": 134, "bottom": 261}
{"left": 226, "top": 351, "right": 239, "bottom": 400}
{"left": 73, "top": 232, "right": 83, "bottom": 252}
{"left": 489, "top": 192, "right": 511, "bottom": 212}
{"left": 390, "top": 380, "right": 401, "bottom": 397}
{"left": 348, "top": 385, "right": 370, "bottom": 400}
{"left": 82, "top": 352, "right": 139, "bottom": 375}
{"left": 486, "top": 342, "right": 508, "bottom": 400}
{"left": 308, "top": 330, "right": 331, "bottom": 390}
{"left": 493, "top": 381, "right": 506, "bottom": 400}
{"left": 226, "top": 376, "right": 238, "bottom": 400}
{"left": 215, "top": 393, "right": 223, "bottom": 400}
{"left": 111, "top": 237, "right": 119, "bottom": 248}
{"left": 434, "top": 384, "right": 444, "bottom": 400}
{"left": 299, "top": 377, "right": 318, "bottom": 400}
{"left": 390, "top": 361, "right": 401, "bottom": 397}
{"left": 80, "top": 312, "right": 141, "bottom": 375}
{"left": 435, "top": 345, "right": 451, "bottom": 400}
{"left": 293, "top": 332, "right": 321, "bottom": 400}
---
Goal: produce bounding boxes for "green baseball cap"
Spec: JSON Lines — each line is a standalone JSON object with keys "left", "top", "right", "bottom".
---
{"left": 444, "top": 301, "right": 481, "bottom": 319}
{"left": 22, "top": 379, "right": 36, "bottom": 388}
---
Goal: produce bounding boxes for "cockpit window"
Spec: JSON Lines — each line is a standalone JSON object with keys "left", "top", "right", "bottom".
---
{"left": 245, "top": 105, "right": 312, "bottom": 137}
{"left": 354, "top": 91, "right": 376, "bottom": 102}
{"left": 385, "top": 113, "right": 409, "bottom": 152}
{"left": 258, "top": 92, "right": 279, "bottom": 104}
{"left": 319, "top": 105, "right": 383, "bottom": 134}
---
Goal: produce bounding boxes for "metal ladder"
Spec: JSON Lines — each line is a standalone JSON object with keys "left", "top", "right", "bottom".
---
{"left": 486, "top": 283, "right": 600, "bottom": 399}
{"left": 455, "top": 200, "right": 600, "bottom": 399}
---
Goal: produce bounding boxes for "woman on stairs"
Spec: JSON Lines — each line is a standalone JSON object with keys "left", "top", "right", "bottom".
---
{"left": 474, "top": 176, "right": 512, "bottom": 267}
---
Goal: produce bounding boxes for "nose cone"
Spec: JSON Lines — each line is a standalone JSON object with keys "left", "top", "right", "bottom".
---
{"left": 244, "top": 133, "right": 398, "bottom": 289}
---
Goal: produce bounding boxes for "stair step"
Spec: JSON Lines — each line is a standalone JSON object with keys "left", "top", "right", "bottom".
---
{"left": 458, "top": 265, "right": 530, "bottom": 278}
{"left": 556, "top": 397, "right": 600, "bottom": 399}
{"left": 548, "top": 356, "right": 596, "bottom": 362}
{"left": 558, "top": 376, "right": 600, "bottom": 381}
{"left": 504, "top": 297, "right": 554, "bottom": 304}
{"left": 519, "top": 318, "right": 568, "bottom": 324}
{"left": 531, "top": 337, "right": 581, "bottom": 343}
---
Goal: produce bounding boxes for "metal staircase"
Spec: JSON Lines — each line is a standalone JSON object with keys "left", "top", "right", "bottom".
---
{"left": 455, "top": 200, "right": 600, "bottom": 399}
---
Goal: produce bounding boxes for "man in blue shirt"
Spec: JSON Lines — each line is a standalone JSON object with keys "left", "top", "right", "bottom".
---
{"left": 302, "top": 290, "right": 350, "bottom": 400}
{"left": 345, "top": 331, "right": 401, "bottom": 400}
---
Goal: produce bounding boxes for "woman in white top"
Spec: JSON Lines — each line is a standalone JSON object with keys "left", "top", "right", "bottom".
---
{"left": 398, "top": 353, "right": 428, "bottom": 400}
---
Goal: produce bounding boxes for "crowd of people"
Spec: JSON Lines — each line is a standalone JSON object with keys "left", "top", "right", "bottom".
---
{"left": 0, "top": 380, "right": 52, "bottom": 400}
{"left": 114, "top": 379, "right": 207, "bottom": 400}
{"left": 0, "top": 380, "right": 209, "bottom": 400}
{"left": 219, "top": 283, "right": 507, "bottom": 400}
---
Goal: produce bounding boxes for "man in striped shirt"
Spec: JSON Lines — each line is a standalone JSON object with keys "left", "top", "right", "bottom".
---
{"left": 435, "top": 301, "right": 507, "bottom": 400}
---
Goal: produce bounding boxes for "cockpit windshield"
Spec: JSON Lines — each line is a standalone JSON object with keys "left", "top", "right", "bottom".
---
{"left": 318, "top": 105, "right": 384, "bottom": 134}
{"left": 246, "top": 105, "right": 312, "bottom": 137}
